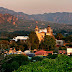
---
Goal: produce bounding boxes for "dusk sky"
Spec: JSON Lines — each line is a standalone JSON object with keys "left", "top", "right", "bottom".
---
{"left": 0, "top": 0, "right": 72, "bottom": 15}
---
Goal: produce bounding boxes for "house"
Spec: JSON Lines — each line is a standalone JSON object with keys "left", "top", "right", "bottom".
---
{"left": 11, "top": 36, "right": 28, "bottom": 42}
{"left": 58, "top": 50, "right": 66, "bottom": 54}
{"left": 35, "top": 50, "right": 53, "bottom": 56}
{"left": 67, "top": 47, "right": 72, "bottom": 55}
{"left": 17, "top": 49, "right": 22, "bottom": 54}
{"left": 46, "top": 51, "right": 53, "bottom": 55}
{"left": 24, "top": 50, "right": 35, "bottom": 57}
{"left": 33, "top": 49, "right": 37, "bottom": 53}
{"left": 56, "top": 39, "right": 64, "bottom": 46}
{"left": 9, "top": 48, "right": 17, "bottom": 54}
{"left": 24, "top": 50, "right": 31, "bottom": 54}
{"left": 16, "top": 49, "right": 25, "bottom": 54}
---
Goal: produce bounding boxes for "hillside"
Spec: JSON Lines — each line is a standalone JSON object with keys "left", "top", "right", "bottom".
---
{"left": 0, "top": 7, "right": 30, "bottom": 20}
{"left": 0, "top": 18, "right": 72, "bottom": 34}
{"left": 0, "top": 7, "right": 72, "bottom": 34}
{"left": 0, "top": 7, "right": 72, "bottom": 24}
{"left": 0, "top": 13, "right": 18, "bottom": 24}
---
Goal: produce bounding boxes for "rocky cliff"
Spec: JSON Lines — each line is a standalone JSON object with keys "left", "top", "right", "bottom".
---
{"left": 0, "top": 13, "right": 18, "bottom": 25}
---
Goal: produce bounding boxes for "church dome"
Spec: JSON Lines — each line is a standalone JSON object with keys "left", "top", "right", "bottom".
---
{"left": 47, "top": 25, "right": 52, "bottom": 33}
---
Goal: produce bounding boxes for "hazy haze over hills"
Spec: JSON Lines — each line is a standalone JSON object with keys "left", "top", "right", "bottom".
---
{"left": 0, "top": 7, "right": 72, "bottom": 34}
{"left": 0, "top": 0, "right": 72, "bottom": 14}
{"left": 0, "top": 7, "right": 72, "bottom": 24}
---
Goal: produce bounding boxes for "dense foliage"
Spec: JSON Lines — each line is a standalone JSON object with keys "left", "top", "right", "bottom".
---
{"left": 0, "top": 31, "right": 30, "bottom": 39}
{"left": 55, "top": 33, "right": 64, "bottom": 40}
{"left": 0, "top": 40, "right": 28, "bottom": 51}
{"left": 59, "top": 46, "right": 66, "bottom": 50}
{"left": 40, "top": 35, "right": 56, "bottom": 50}
{"left": 47, "top": 54, "right": 58, "bottom": 59}
{"left": 2, "top": 54, "right": 29, "bottom": 72}
{"left": 13, "top": 54, "right": 72, "bottom": 72}
{"left": 27, "top": 31, "right": 39, "bottom": 50}
{"left": 31, "top": 56, "right": 43, "bottom": 61}
{"left": 0, "top": 40, "right": 9, "bottom": 50}
{"left": 65, "top": 35, "right": 72, "bottom": 43}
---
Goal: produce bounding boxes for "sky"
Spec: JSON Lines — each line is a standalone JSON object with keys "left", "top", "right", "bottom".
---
{"left": 0, "top": 0, "right": 72, "bottom": 15}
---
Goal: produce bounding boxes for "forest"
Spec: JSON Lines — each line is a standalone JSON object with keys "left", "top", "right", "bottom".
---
{"left": 2, "top": 54, "right": 72, "bottom": 72}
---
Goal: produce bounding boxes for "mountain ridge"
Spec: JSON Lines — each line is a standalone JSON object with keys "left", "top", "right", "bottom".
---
{"left": 0, "top": 7, "right": 72, "bottom": 34}
{"left": 0, "top": 7, "right": 72, "bottom": 24}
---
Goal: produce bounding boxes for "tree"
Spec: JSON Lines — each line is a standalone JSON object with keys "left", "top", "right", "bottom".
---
{"left": 56, "top": 33, "right": 63, "bottom": 40}
{"left": 65, "top": 35, "right": 72, "bottom": 43}
{"left": 16, "top": 40, "right": 28, "bottom": 51}
{"left": 39, "top": 40, "right": 45, "bottom": 50}
{"left": 13, "top": 55, "right": 72, "bottom": 72}
{"left": 11, "top": 61, "right": 19, "bottom": 71}
{"left": 0, "top": 40, "right": 9, "bottom": 50}
{"left": 10, "top": 41, "right": 18, "bottom": 49}
{"left": 26, "top": 39, "right": 31, "bottom": 50}
{"left": 59, "top": 46, "right": 66, "bottom": 50}
{"left": 42, "top": 35, "right": 56, "bottom": 50}
{"left": 2, "top": 54, "right": 29, "bottom": 72}
{"left": 27, "top": 31, "right": 39, "bottom": 50}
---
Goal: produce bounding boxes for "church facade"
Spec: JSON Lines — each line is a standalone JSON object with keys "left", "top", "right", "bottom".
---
{"left": 35, "top": 25, "right": 54, "bottom": 42}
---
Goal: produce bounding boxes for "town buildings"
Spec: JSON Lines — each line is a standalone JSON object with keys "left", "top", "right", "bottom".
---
{"left": 11, "top": 36, "right": 28, "bottom": 42}
{"left": 67, "top": 47, "right": 72, "bottom": 55}
{"left": 56, "top": 39, "right": 64, "bottom": 46}
{"left": 2, "top": 25, "right": 71, "bottom": 57}
{"left": 35, "top": 25, "right": 54, "bottom": 42}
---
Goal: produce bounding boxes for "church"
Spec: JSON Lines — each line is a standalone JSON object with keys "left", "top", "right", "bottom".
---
{"left": 35, "top": 25, "right": 54, "bottom": 42}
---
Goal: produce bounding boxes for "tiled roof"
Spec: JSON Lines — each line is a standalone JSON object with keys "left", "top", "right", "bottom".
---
{"left": 67, "top": 47, "right": 72, "bottom": 48}
{"left": 35, "top": 50, "right": 53, "bottom": 55}
{"left": 59, "top": 50, "right": 66, "bottom": 53}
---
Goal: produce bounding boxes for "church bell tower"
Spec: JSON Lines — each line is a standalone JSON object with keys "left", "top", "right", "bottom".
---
{"left": 35, "top": 25, "right": 38, "bottom": 33}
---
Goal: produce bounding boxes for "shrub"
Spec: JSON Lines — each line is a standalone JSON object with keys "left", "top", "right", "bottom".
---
{"left": 47, "top": 54, "right": 58, "bottom": 59}
{"left": 2, "top": 54, "right": 29, "bottom": 72}
{"left": 13, "top": 54, "right": 72, "bottom": 72}
{"left": 31, "top": 56, "right": 43, "bottom": 61}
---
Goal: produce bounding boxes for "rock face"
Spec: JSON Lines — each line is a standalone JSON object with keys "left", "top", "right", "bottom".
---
{"left": 0, "top": 13, "right": 18, "bottom": 24}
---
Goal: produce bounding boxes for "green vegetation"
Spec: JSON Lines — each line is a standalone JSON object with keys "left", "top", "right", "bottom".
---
{"left": 13, "top": 54, "right": 72, "bottom": 72}
{"left": 0, "top": 40, "right": 28, "bottom": 51}
{"left": 59, "top": 46, "right": 66, "bottom": 50}
{"left": 2, "top": 54, "right": 29, "bottom": 72}
{"left": 65, "top": 35, "right": 72, "bottom": 43}
{"left": 31, "top": 56, "right": 43, "bottom": 61}
{"left": 0, "top": 19, "right": 72, "bottom": 35}
{"left": 1, "top": 55, "right": 44, "bottom": 72}
{"left": 55, "top": 33, "right": 64, "bottom": 40}
{"left": 0, "top": 31, "right": 72, "bottom": 72}
{"left": 0, "top": 40, "right": 9, "bottom": 50}
{"left": 27, "top": 31, "right": 39, "bottom": 50}
{"left": 40, "top": 35, "right": 56, "bottom": 50}
{"left": 47, "top": 54, "right": 58, "bottom": 59}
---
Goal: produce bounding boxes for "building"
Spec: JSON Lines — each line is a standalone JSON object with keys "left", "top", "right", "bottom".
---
{"left": 35, "top": 50, "right": 53, "bottom": 56}
{"left": 11, "top": 36, "right": 28, "bottom": 42}
{"left": 58, "top": 50, "right": 66, "bottom": 54}
{"left": 8, "top": 48, "right": 17, "bottom": 54}
{"left": 35, "top": 25, "right": 54, "bottom": 42}
{"left": 56, "top": 39, "right": 64, "bottom": 46}
{"left": 67, "top": 47, "right": 72, "bottom": 55}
